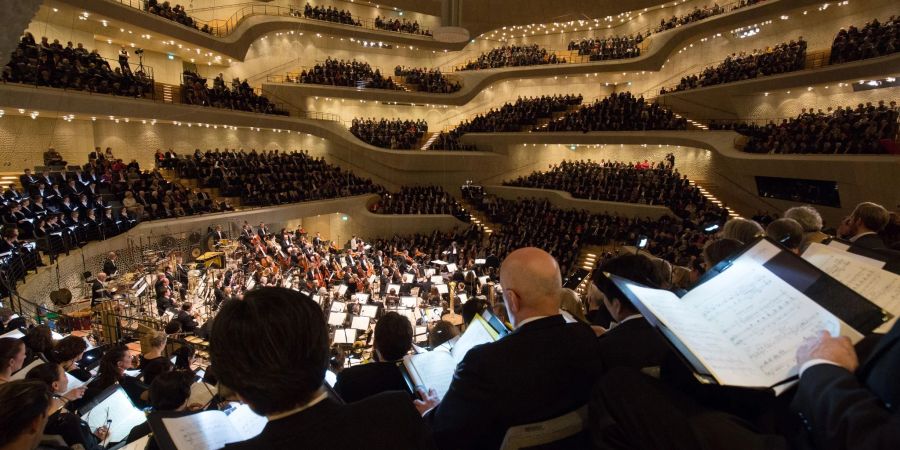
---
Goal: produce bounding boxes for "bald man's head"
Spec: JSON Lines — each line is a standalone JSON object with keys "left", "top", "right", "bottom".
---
{"left": 499, "top": 248, "right": 562, "bottom": 327}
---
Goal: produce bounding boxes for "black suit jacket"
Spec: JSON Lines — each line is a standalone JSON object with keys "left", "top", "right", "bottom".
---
{"left": 596, "top": 316, "right": 671, "bottom": 371}
{"left": 103, "top": 259, "right": 117, "bottom": 276}
{"left": 791, "top": 321, "right": 900, "bottom": 449}
{"left": 334, "top": 361, "right": 411, "bottom": 403}
{"left": 225, "top": 392, "right": 436, "bottom": 450}
{"left": 852, "top": 233, "right": 888, "bottom": 251}
{"left": 425, "top": 315, "right": 603, "bottom": 450}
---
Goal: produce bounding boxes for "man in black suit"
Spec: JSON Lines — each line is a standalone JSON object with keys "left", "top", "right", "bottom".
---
{"left": 421, "top": 247, "right": 604, "bottom": 450}
{"left": 91, "top": 272, "right": 110, "bottom": 307}
{"left": 19, "top": 168, "right": 37, "bottom": 189}
{"left": 838, "top": 201, "right": 890, "bottom": 250}
{"left": 211, "top": 287, "right": 436, "bottom": 449}
{"left": 174, "top": 302, "right": 199, "bottom": 334}
{"left": 591, "top": 254, "right": 671, "bottom": 371}
{"left": 335, "top": 312, "right": 412, "bottom": 403}
{"left": 102, "top": 251, "right": 118, "bottom": 277}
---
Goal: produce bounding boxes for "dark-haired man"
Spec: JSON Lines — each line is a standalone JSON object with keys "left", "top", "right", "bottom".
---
{"left": 838, "top": 201, "right": 890, "bottom": 250}
{"left": 211, "top": 288, "right": 436, "bottom": 449}
{"left": 334, "top": 312, "right": 412, "bottom": 403}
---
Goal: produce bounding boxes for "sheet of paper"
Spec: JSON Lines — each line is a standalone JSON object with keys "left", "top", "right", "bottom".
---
{"left": 405, "top": 350, "right": 456, "bottom": 399}
{"left": 83, "top": 388, "right": 147, "bottom": 444}
{"left": 226, "top": 403, "right": 267, "bottom": 441}
{"left": 327, "top": 312, "right": 347, "bottom": 326}
{"left": 10, "top": 359, "right": 43, "bottom": 380}
{"left": 350, "top": 316, "right": 370, "bottom": 330}
{"left": 435, "top": 284, "right": 449, "bottom": 294}
{"left": 360, "top": 305, "right": 379, "bottom": 318}
{"left": 685, "top": 260, "right": 840, "bottom": 387}
{"left": 803, "top": 243, "right": 899, "bottom": 333}
{"left": 162, "top": 412, "right": 241, "bottom": 450}
{"left": 450, "top": 315, "right": 496, "bottom": 365}
{"left": 333, "top": 328, "right": 357, "bottom": 344}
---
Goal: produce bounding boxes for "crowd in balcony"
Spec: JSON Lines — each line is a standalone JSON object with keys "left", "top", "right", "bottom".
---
{"left": 146, "top": 0, "right": 212, "bottom": 34}
{"left": 372, "top": 186, "right": 470, "bottom": 221}
{"left": 3, "top": 34, "right": 154, "bottom": 98}
{"left": 290, "top": 58, "right": 401, "bottom": 90}
{"left": 734, "top": 0, "right": 767, "bottom": 9}
{"left": 299, "top": 3, "right": 361, "bottom": 26}
{"left": 429, "top": 94, "right": 582, "bottom": 150}
{"left": 460, "top": 45, "right": 564, "bottom": 70}
{"left": 375, "top": 16, "right": 432, "bottom": 36}
{"left": 181, "top": 71, "right": 286, "bottom": 115}
{"left": 567, "top": 34, "right": 643, "bottom": 61}
{"left": 350, "top": 118, "right": 428, "bottom": 150}
{"left": 504, "top": 158, "right": 720, "bottom": 217}
{"left": 654, "top": 4, "right": 726, "bottom": 33}
{"left": 394, "top": 66, "right": 461, "bottom": 93}
{"left": 712, "top": 101, "right": 900, "bottom": 154}
{"left": 830, "top": 16, "right": 900, "bottom": 64}
{"left": 661, "top": 38, "right": 807, "bottom": 94}
{"left": 173, "top": 149, "right": 381, "bottom": 206}
{"left": 544, "top": 92, "right": 687, "bottom": 132}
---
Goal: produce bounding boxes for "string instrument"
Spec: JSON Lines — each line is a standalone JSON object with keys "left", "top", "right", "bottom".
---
{"left": 442, "top": 281, "right": 463, "bottom": 326}
{"left": 331, "top": 259, "right": 344, "bottom": 279}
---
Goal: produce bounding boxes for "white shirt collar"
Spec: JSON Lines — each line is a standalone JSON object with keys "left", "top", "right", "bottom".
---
{"left": 609, "top": 314, "right": 644, "bottom": 330}
{"left": 849, "top": 231, "right": 877, "bottom": 242}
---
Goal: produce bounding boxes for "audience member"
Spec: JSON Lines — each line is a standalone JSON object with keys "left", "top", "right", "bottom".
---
{"left": 715, "top": 101, "right": 899, "bottom": 154}
{"left": 145, "top": 0, "right": 212, "bottom": 34}
{"left": 654, "top": 4, "right": 726, "bottom": 33}
{"left": 830, "top": 16, "right": 900, "bottom": 64}
{"left": 375, "top": 15, "right": 431, "bottom": 35}
{"left": 567, "top": 33, "right": 643, "bottom": 61}
{"left": 663, "top": 38, "right": 806, "bottom": 93}
{"left": 293, "top": 58, "right": 400, "bottom": 90}
{"left": 372, "top": 186, "right": 470, "bottom": 221}
{"left": 460, "top": 45, "right": 563, "bottom": 70}
{"left": 334, "top": 311, "right": 413, "bottom": 403}
{"left": 351, "top": 118, "right": 427, "bottom": 150}
{"left": 394, "top": 66, "right": 460, "bottom": 93}
{"left": 299, "top": 3, "right": 361, "bottom": 26}
{"left": 182, "top": 71, "right": 286, "bottom": 115}
{"left": 545, "top": 92, "right": 686, "bottom": 132}
{"left": 422, "top": 248, "right": 603, "bottom": 450}
{"left": 210, "top": 287, "right": 437, "bottom": 449}
{"left": 3, "top": 33, "right": 153, "bottom": 98}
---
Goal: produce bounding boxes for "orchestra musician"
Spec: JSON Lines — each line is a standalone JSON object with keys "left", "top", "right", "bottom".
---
{"left": 102, "top": 251, "right": 118, "bottom": 278}
{"left": 91, "top": 272, "right": 110, "bottom": 308}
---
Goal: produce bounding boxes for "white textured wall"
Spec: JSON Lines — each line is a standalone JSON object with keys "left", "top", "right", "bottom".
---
{"left": 0, "top": 116, "right": 95, "bottom": 171}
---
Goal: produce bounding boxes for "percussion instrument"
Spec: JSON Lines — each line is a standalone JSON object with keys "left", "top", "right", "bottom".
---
{"left": 58, "top": 309, "right": 92, "bottom": 332}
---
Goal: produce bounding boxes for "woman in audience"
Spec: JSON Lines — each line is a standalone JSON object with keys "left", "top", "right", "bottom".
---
{"left": 0, "top": 337, "right": 26, "bottom": 383}
{"left": 25, "top": 362, "right": 108, "bottom": 449}
{"left": 140, "top": 331, "right": 167, "bottom": 369}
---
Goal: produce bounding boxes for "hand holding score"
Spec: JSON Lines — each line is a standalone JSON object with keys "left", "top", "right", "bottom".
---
{"left": 796, "top": 330, "right": 859, "bottom": 373}
{"left": 413, "top": 387, "right": 439, "bottom": 416}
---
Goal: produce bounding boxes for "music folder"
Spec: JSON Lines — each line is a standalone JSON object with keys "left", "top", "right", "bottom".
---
{"left": 148, "top": 403, "right": 267, "bottom": 450}
{"left": 608, "top": 237, "right": 888, "bottom": 392}
{"left": 80, "top": 386, "right": 148, "bottom": 444}
{"left": 401, "top": 313, "right": 510, "bottom": 399}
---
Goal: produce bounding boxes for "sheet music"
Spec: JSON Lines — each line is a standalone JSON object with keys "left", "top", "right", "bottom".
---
{"left": 450, "top": 315, "right": 497, "bottom": 365}
{"left": 226, "top": 404, "right": 267, "bottom": 441}
{"left": 435, "top": 284, "right": 449, "bottom": 294}
{"left": 685, "top": 260, "right": 839, "bottom": 387}
{"left": 803, "top": 243, "right": 899, "bottom": 332}
{"left": 83, "top": 388, "right": 147, "bottom": 444}
{"left": 404, "top": 350, "right": 456, "bottom": 399}
{"left": 162, "top": 412, "right": 242, "bottom": 450}
{"left": 327, "top": 312, "right": 347, "bottom": 326}
{"left": 333, "top": 328, "right": 357, "bottom": 344}
{"left": 350, "top": 316, "right": 371, "bottom": 330}
{"left": 117, "top": 436, "right": 150, "bottom": 450}
{"left": 360, "top": 305, "right": 379, "bottom": 318}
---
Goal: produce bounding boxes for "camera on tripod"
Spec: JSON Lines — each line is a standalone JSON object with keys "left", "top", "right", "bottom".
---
{"left": 134, "top": 48, "right": 144, "bottom": 55}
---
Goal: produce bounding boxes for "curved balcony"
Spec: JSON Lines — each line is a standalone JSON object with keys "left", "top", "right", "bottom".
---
{"left": 55, "top": 0, "right": 464, "bottom": 61}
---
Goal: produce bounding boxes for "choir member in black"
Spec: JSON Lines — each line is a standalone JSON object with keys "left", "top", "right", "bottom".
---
{"left": 25, "top": 362, "right": 107, "bottom": 449}
{"left": 335, "top": 312, "right": 413, "bottom": 402}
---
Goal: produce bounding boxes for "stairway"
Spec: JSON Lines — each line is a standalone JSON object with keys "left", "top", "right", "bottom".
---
{"left": 672, "top": 112, "right": 709, "bottom": 130}
{"left": 456, "top": 197, "right": 499, "bottom": 235}
{"left": 688, "top": 178, "right": 743, "bottom": 219}
{"left": 419, "top": 132, "right": 438, "bottom": 150}
{"left": 572, "top": 244, "right": 614, "bottom": 296}
{"left": 393, "top": 79, "right": 414, "bottom": 92}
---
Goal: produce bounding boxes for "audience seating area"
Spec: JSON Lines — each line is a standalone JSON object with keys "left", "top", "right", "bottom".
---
{"left": 430, "top": 94, "right": 583, "bottom": 150}
{"left": 661, "top": 38, "right": 807, "bottom": 94}
{"left": 172, "top": 149, "right": 381, "bottom": 207}
{"left": 830, "top": 16, "right": 900, "bottom": 64}
{"left": 145, "top": 0, "right": 211, "bottom": 34}
{"left": 181, "top": 71, "right": 286, "bottom": 115}
{"left": 654, "top": 4, "right": 726, "bottom": 33}
{"left": 3, "top": 34, "right": 154, "bottom": 98}
{"left": 289, "top": 58, "right": 401, "bottom": 90}
{"left": 459, "top": 45, "right": 564, "bottom": 70}
{"left": 567, "top": 34, "right": 643, "bottom": 61}
{"left": 350, "top": 118, "right": 428, "bottom": 150}
{"left": 298, "top": 3, "right": 361, "bottom": 26}
{"left": 543, "top": 92, "right": 686, "bottom": 132}
{"left": 375, "top": 16, "right": 431, "bottom": 36}
{"left": 711, "top": 101, "right": 900, "bottom": 154}
{"left": 371, "top": 186, "right": 470, "bottom": 221}
{"left": 394, "top": 66, "right": 461, "bottom": 93}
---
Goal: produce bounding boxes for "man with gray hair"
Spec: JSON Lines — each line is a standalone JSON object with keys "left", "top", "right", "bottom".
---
{"left": 784, "top": 205, "right": 829, "bottom": 246}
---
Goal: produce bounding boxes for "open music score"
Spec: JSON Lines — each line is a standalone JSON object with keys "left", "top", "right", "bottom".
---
{"left": 152, "top": 404, "right": 267, "bottom": 450}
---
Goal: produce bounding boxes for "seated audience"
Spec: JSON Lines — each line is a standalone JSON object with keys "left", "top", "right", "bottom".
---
{"left": 830, "top": 16, "right": 900, "bottom": 64}
{"left": 3, "top": 33, "right": 154, "bottom": 98}
{"left": 662, "top": 38, "right": 807, "bottom": 93}
{"left": 372, "top": 186, "right": 470, "bottom": 221}
{"left": 394, "top": 66, "right": 461, "bottom": 93}
{"left": 460, "top": 44, "right": 564, "bottom": 70}
{"left": 715, "top": 101, "right": 899, "bottom": 154}
{"left": 733, "top": 0, "right": 766, "bottom": 9}
{"left": 182, "top": 71, "right": 287, "bottom": 115}
{"left": 174, "top": 148, "right": 381, "bottom": 207}
{"left": 654, "top": 4, "right": 726, "bottom": 33}
{"left": 422, "top": 248, "right": 603, "bottom": 450}
{"left": 25, "top": 362, "right": 107, "bottom": 450}
{"left": 350, "top": 118, "right": 427, "bottom": 150}
{"left": 375, "top": 15, "right": 431, "bottom": 35}
{"left": 567, "top": 33, "right": 643, "bottom": 61}
{"left": 145, "top": 0, "right": 212, "bottom": 34}
{"left": 210, "top": 287, "right": 437, "bottom": 448}
{"left": 334, "top": 311, "right": 413, "bottom": 403}
{"left": 299, "top": 3, "right": 361, "bottom": 27}
{"left": 430, "top": 94, "right": 583, "bottom": 150}
{"left": 545, "top": 92, "right": 686, "bottom": 132}
{"left": 0, "top": 380, "right": 52, "bottom": 450}
{"left": 293, "top": 58, "right": 401, "bottom": 90}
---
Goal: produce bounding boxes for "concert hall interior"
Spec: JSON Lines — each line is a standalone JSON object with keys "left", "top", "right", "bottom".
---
{"left": 0, "top": 0, "right": 898, "bottom": 449}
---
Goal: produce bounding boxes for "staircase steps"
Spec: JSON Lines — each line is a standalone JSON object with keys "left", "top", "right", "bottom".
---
{"left": 456, "top": 198, "right": 501, "bottom": 236}
{"left": 420, "top": 132, "right": 439, "bottom": 150}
